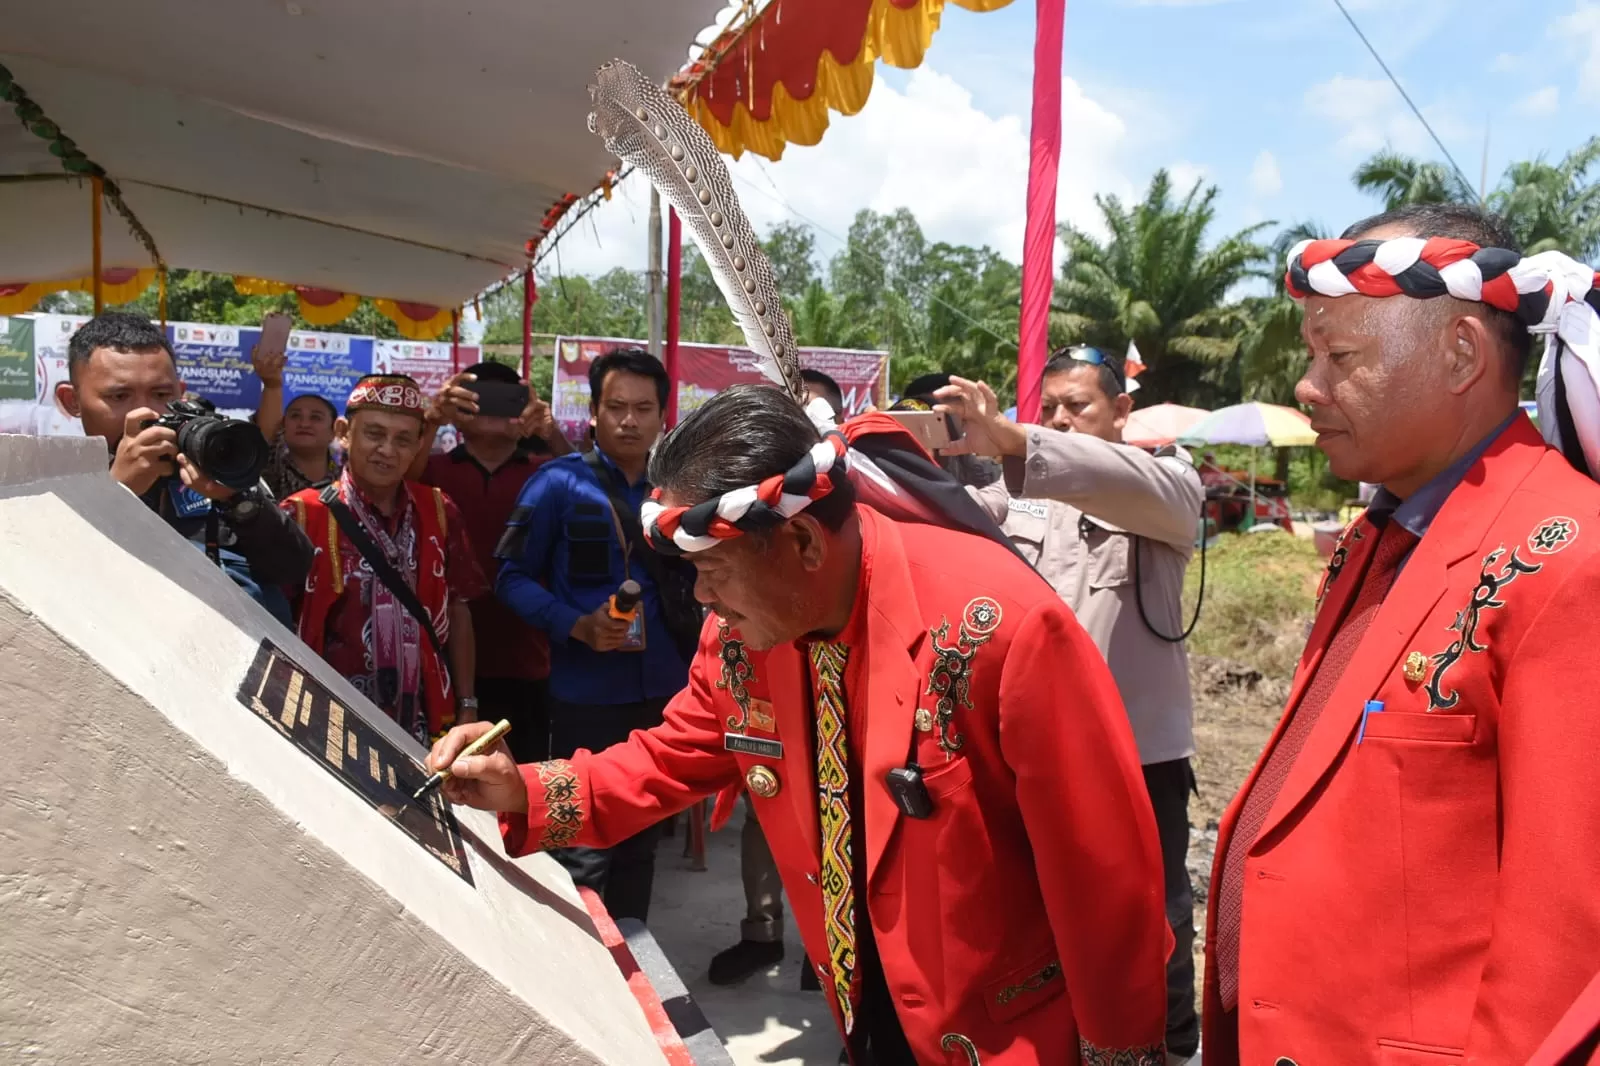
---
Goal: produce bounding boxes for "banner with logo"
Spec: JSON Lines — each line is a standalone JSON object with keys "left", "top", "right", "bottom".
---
{"left": 281, "top": 329, "right": 374, "bottom": 412}
{"left": 168, "top": 321, "right": 259, "bottom": 415}
{"left": 372, "top": 340, "right": 479, "bottom": 398}
{"left": 551, "top": 336, "right": 890, "bottom": 441}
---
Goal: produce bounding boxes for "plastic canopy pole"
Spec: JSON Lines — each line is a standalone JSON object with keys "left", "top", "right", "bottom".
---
{"left": 521, "top": 265, "right": 535, "bottom": 380}
{"left": 451, "top": 309, "right": 461, "bottom": 373}
{"left": 90, "top": 177, "right": 103, "bottom": 314}
{"left": 1016, "top": 0, "right": 1066, "bottom": 424}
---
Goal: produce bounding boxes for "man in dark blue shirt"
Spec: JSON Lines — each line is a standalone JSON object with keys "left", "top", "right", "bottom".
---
{"left": 495, "top": 347, "right": 692, "bottom": 923}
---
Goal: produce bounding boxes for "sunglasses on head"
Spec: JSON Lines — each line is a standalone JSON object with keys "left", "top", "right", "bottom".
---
{"left": 1056, "top": 345, "right": 1108, "bottom": 366}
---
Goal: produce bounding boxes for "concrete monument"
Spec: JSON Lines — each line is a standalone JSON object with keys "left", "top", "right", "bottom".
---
{"left": 0, "top": 434, "right": 670, "bottom": 1065}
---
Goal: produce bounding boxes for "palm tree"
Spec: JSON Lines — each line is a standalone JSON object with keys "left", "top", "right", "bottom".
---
{"left": 1353, "top": 150, "right": 1477, "bottom": 211}
{"left": 787, "top": 280, "right": 876, "bottom": 350}
{"left": 1051, "top": 169, "right": 1273, "bottom": 406}
{"left": 1352, "top": 137, "right": 1600, "bottom": 258}
{"left": 1237, "top": 222, "right": 1329, "bottom": 481}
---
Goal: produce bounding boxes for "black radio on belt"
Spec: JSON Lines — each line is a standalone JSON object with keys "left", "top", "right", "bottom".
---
{"left": 885, "top": 763, "right": 934, "bottom": 819}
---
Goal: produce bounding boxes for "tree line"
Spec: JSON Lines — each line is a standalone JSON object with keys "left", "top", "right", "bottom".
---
{"left": 487, "top": 136, "right": 1600, "bottom": 415}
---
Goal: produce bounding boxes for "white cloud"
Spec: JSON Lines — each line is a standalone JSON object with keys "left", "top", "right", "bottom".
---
{"left": 1303, "top": 74, "right": 1472, "bottom": 161}
{"left": 1120, "top": 0, "right": 1240, "bottom": 6}
{"left": 544, "top": 66, "right": 1136, "bottom": 279}
{"left": 1555, "top": 2, "right": 1600, "bottom": 105}
{"left": 1166, "top": 161, "right": 1210, "bottom": 194}
{"left": 1517, "top": 85, "right": 1561, "bottom": 117}
{"left": 1491, "top": 52, "right": 1522, "bottom": 73}
{"left": 1249, "top": 150, "right": 1283, "bottom": 198}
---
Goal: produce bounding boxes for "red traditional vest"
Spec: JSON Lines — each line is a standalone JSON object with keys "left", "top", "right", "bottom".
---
{"left": 287, "top": 482, "right": 456, "bottom": 737}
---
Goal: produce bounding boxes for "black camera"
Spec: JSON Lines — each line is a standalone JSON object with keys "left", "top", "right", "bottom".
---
{"left": 144, "top": 398, "right": 269, "bottom": 491}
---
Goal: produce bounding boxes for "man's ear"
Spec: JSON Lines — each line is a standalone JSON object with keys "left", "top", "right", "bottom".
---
{"left": 1112, "top": 391, "right": 1134, "bottom": 429}
{"left": 1445, "top": 314, "right": 1495, "bottom": 395}
{"left": 55, "top": 380, "right": 80, "bottom": 418}
{"left": 789, "top": 514, "right": 830, "bottom": 571}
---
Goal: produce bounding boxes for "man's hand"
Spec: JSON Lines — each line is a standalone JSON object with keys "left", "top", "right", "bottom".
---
{"left": 110, "top": 408, "right": 179, "bottom": 496}
{"left": 570, "top": 602, "right": 632, "bottom": 652}
{"left": 518, "top": 392, "right": 556, "bottom": 440}
{"left": 427, "top": 373, "right": 480, "bottom": 428}
{"left": 934, "top": 376, "right": 1027, "bottom": 458}
{"left": 427, "top": 721, "right": 527, "bottom": 812}
{"left": 175, "top": 454, "right": 237, "bottom": 502}
{"left": 250, "top": 344, "right": 286, "bottom": 388}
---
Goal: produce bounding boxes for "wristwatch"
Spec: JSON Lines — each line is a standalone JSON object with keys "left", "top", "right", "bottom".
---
{"left": 459, "top": 697, "right": 480, "bottom": 711}
{"left": 218, "top": 485, "right": 264, "bottom": 523}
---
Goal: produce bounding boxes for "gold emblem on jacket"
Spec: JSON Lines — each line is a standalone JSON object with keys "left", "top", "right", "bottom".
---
{"left": 1403, "top": 651, "right": 1428, "bottom": 683}
{"left": 745, "top": 764, "right": 781, "bottom": 799}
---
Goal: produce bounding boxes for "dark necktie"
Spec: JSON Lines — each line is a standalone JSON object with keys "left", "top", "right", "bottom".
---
{"left": 1214, "top": 518, "right": 1418, "bottom": 1010}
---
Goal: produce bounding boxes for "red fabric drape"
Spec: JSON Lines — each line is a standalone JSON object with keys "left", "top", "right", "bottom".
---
{"left": 666, "top": 208, "right": 683, "bottom": 427}
{"left": 522, "top": 266, "right": 536, "bottom": 381}
{"left": 1017, "top": 0, "right": 1066, "bottom": 424}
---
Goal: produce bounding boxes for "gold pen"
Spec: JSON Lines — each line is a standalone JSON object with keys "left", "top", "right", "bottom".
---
{"left": 410, "top": 719, "right": 513, "bottom": 803}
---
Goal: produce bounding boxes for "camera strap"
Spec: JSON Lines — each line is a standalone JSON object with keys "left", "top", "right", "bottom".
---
{"left": 318, "top": 484, "right": 453, "bottom": 684}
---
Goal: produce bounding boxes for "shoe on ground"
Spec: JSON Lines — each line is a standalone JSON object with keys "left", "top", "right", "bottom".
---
{"left": 707, "top": 939, "right": 784, "bottom": 985}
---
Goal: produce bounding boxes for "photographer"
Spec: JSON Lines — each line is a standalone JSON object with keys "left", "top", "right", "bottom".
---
{"left": 55, "top": 312, "right": 313, "bottom": 622}
{"left": 935, "top": 348, "right": 1204, "bottom": 1060}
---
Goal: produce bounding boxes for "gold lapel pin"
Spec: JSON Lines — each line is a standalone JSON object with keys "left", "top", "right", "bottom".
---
{"left": 1403, "top": 651, "right": 1428, "bottom": 684}
{"left": 745, "top": 765, "right": 781, "bottom": 799}
{"left": 914, "top": 708, "right": 935, "bottom": 733}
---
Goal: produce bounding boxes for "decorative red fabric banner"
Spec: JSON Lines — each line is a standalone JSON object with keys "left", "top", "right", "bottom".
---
{"left": 665, "top": 208, "right": 683, "bottom": 427}
{"left": 1016, "top": 0, "right": 1065, "bottom": 425}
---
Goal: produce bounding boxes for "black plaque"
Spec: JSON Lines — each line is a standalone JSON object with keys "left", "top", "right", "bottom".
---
{"left": 235, "top": 638, "right": 473, "bottom": 883}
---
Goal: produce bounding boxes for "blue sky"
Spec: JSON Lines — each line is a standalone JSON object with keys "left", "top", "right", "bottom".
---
{"left": 545, "top": 0, "right": 1600, "bottom": 283}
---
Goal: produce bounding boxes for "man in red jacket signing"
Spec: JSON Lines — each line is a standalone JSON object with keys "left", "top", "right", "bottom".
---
{"left": 429, "top": 384, "right": 1169, "bottom": 1066}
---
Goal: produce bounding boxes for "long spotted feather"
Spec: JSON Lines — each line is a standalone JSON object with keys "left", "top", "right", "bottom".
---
{"left": 587, "top": 59, "right": 804, "bottom": 403}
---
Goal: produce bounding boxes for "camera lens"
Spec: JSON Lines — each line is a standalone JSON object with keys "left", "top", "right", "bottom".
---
{"left": 178, "top": 417, "right": 269, "bottom": 491}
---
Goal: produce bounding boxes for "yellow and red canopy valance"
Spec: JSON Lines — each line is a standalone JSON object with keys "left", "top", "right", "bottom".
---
{"left": 0, "top": 268, "right": 158, "bottom": 316}
{"left": 680, "top": 0, "right": 1014, "bottom": 161}
{"left": 232, "top": 278, "right": 453, "bottom": 340}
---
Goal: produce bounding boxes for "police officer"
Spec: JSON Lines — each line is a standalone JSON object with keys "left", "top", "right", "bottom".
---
{"left": 937, "top": 347, "right": 1204, "bottom": 1059}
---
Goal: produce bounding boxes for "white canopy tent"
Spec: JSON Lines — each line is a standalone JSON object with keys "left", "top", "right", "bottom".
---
{"left": 0, "top": 0, "right": 725, "bottom": 308}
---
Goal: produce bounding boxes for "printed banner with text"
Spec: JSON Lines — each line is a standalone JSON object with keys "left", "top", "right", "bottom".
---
{"left": 552, "top": 336, "right": 890, "bottom": 441}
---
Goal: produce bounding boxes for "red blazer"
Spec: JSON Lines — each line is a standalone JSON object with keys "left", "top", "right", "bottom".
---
{"left": 1202, "top": 416, "right": 1600, "bottom": 1066}
{"left": 1529, "top": 972, "right": 1600, "bottom": 1066}
{"left": 501, "top": 506, "right": 1170, "bottom": 1065}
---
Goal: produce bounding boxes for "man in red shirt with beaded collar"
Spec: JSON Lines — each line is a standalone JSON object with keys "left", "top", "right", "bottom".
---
{"left": 284, "top": 374, "right": 485, "bottom": 746}
{"left": 427, "top": 384, "right": 1170, "bottom": 1066}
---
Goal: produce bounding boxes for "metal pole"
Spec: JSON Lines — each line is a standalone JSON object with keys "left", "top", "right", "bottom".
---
{"left": 90, "top": 176, "right": 103, "bottom": 313}
{"left": 647, "top": 186, "right": 663, "bottom": 356}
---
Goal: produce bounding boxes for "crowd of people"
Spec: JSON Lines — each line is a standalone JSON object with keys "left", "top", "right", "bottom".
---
{"left": 50, "top": 200, "right": 1600, "bottom": 1066}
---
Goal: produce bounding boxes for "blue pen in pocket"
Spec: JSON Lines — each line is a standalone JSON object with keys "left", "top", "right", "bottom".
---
{"left": 1356, "top": 700, "right": 1384, "bottom": 746}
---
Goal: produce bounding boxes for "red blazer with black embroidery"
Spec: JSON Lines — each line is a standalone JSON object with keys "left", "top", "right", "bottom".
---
{"left": 500, "top": 505, "right": 1170, "bottom": 1065}
{"left": 1201, "top": 415, "right": 1600, "bottom": 1066}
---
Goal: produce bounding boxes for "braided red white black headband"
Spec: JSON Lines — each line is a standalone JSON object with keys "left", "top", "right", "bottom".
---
{"left": 641, "top": 431, "right": 849, "bottom": 555}
{"left": 1286, "top": 237, "right": 1600, "bottom": 479}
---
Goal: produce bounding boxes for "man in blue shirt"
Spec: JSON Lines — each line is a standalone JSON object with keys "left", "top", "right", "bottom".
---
{"left": 495, "top": 347, "right": 693, "bottom": 923}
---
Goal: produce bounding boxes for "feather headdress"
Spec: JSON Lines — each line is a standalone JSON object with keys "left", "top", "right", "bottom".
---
{"left": 587, "top": 59, "right": 804, "bottom": 404}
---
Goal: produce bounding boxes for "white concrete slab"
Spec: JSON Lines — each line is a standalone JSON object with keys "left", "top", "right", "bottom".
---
{"left": 0, "top": 434, "right": 667, "bottom": 1065}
